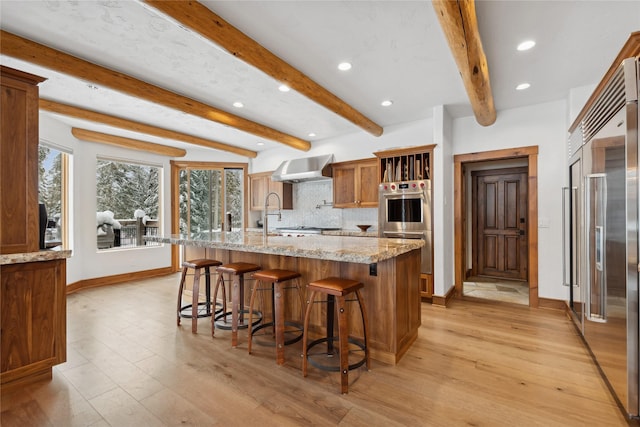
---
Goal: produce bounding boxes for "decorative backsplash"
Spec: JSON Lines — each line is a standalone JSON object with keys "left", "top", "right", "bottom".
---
{"left": 276, "top": 180, "right": 378, "bottom": 232}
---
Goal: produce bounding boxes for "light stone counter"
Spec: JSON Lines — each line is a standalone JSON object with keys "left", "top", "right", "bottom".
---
{"left": 0, "top": 249, "right": 72, "bottom": 265}
{"left": 146, "top": 231, "right": 422, "bottom": 264}
{"left": 322, "top": 230, "right": 378, "bottom": 238}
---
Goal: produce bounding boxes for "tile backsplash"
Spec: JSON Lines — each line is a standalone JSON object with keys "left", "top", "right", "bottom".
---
{"left": 270, "top": 180, "right": 378, "bottom": 232}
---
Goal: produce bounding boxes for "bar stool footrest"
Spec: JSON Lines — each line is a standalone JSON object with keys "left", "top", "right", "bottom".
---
{"left": 251, "top": 321, "right": 303, "bottom": 347}
{"left": 214, "top": 309, "right": 263, "bottom": 330}
{"left": 305, "top": 336, "right": 367, "bottom": 372}
{"left": 179, "top": 301, "right": 223, "bottom": 319}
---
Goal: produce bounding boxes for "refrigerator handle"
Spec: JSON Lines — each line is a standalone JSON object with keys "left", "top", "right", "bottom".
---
{"left": 585, "top": 173, "right": 607, "bottom": 323}
{"left": 562, "top": 186, "right": 569, "bottom": 287}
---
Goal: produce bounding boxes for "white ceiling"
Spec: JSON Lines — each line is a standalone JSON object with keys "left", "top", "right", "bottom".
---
{"left": 1, "top": 1, "right": 638, "bottom": 157}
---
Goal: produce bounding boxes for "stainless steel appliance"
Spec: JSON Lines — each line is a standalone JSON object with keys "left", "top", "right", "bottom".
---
{"left": 565, "top": 57, "right": 639, "bottom": 417}
{"left": 378, "top": 179, "right": 432, "bottom": 274}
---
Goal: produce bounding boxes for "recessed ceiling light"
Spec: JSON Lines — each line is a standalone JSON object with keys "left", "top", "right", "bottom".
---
{"left": 233, "top": 101, "right": 244, "bottom": 108}
{"left": 278, "top": 84, "right": 290, "bottom": 92}
{"left": 257, "top": 142, "right": 265, "bottom": 146}
{"left": 516, "top": 83, "right": 531, "bottom": 90}
{"left": 308, "top": 132, "right": 316, "bottom": 137}
{"left": 338, "top": 62, "right": 352, "bottom": 71}
{"left": 517, "top": 40, "right": 536, "bottom": 51}
{"left": 381, "top": 100, "right": 393, "bottom": 107}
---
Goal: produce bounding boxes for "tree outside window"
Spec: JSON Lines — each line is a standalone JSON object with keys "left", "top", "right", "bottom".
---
{"left": 96, "top": 158, "right": 161, "bottom": 249}
{"left": 179, "top": 167, "right": 243, "bottom": 234}
{"left": 38, "top": 145, "right": 66, "bottom": 247}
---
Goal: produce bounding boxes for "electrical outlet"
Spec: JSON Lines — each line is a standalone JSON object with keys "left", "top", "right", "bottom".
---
{"left": 369, "top": 263, "right": 377, "bottom": 276}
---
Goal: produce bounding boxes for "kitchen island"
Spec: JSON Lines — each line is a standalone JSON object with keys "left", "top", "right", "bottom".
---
{"left": 147, "top": 231, "right": 423, "bottom": 365}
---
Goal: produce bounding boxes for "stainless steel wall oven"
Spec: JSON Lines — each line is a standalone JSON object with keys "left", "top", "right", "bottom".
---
{"left": 378, "top": 179, "right": 432, "bottom": 274}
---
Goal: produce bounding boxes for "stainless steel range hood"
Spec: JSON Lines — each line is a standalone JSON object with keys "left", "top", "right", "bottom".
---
{"left": 271, "top": 154, "right": 333, "bottom": 183}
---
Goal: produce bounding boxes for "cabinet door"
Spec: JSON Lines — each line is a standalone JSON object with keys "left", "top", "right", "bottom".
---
{"left": 1, "top": 70, "right": 42, "bottom": 254}
{"left": 1, "top": 259, "right": 66, "bottom": 383}
{"left": 333, "top": 165, "right": 357, "bottom": 208}
{"left": 249, "top": 175, "right": 268, "bottom": 211}
{"left": 357, "top": 161, "right": 379, "bottom": 207}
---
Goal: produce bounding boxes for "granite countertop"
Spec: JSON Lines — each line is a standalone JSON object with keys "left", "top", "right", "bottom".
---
{"left": 146, "top": 231, "right": 423, "bottom": 264}
{"left": 322, "top": 230, "right": 378, "bottom": 237}
{"left": 0, "top": 249, "right": 72, "bottom": 265}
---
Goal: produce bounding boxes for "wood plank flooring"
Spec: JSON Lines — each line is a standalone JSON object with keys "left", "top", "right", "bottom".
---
{"left": 0, "top": 274, "right": 631, "bottom": 426}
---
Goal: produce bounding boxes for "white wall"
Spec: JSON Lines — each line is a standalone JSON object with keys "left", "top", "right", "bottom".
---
{"left": 251, "top": 119, "right": 435, "bottom": 173}
{"left": 452, "top": 100, "right": 568, "bottom": 300}
{"left": 39, "top": 113, "right": 247, "bottom": 285}
{"left": 432, "top": 106, "right": 454, "bottom": 296}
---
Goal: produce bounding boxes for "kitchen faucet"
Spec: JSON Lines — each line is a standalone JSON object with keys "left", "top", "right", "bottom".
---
{"left": 263, "top": 191, "right": 282, "bottom": 238}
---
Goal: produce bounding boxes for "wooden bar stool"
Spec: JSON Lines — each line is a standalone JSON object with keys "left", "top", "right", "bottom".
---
{"left": 247, "top": 269, "right": 305, "bottom": 365}
{"left": 212, "top": 262, "right": 261, "bottom": 347}
{"left": 302, "top": 277, "right": 370, "bottom": 394}
{"left": 176, "top": 258, "right": 222, "bottom": 333}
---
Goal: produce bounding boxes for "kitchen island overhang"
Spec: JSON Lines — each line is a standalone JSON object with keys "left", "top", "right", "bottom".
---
{"left": 147, "top": 232, "right": 423, "bottom": 365}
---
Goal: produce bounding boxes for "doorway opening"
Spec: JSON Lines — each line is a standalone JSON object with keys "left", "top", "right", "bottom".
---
{"left": 454, "top": 146, "right": 539, "bottom": 308}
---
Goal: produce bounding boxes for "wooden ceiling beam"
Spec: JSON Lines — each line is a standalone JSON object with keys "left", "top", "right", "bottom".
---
{"left": 432, "top": 0, "right": 496, "bottom": 126}
{"left": 71, "top": 128, "right": 187, "bottom": 158}
{"left": 0, "top": 30, "right": 309, "bottom": 151}
{"left": 143, "top": 0, "right": 384, "bottom": 137}
{"left": 40, "top": 99, "right": 258, "bottom": 158}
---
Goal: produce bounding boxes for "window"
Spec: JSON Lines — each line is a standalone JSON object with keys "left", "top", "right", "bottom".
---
{"left": 38, "top": 144, "right": 70, "bottom": 249}
{"left": 96, "top": 158, "right": 161, "bottom": 250}
{"left": 178, "top": 166, "right": 244, "bottom": 234}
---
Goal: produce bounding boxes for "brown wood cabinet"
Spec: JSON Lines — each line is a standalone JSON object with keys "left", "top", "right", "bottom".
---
{"left": 249, "top": 171, "right": 293, "bottom": 211}
{"left": 1, "top": 259, "right": 67, "bottom": 391}
{"left": 375, "top": 145, "right": 436, "bottom": 299}
{"left": 331, "top": 158, "right": 378, "bottom": 208}
{"left": 1, "top": 66, "right": 46, "bottom": 254}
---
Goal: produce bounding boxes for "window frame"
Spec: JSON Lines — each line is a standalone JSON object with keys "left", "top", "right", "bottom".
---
{"left": 170, "top": 160, "right": 248, "bottom": 270}
{"left": 95, "top": 155, "right": 163, "bottom": 251}
{"left": 38, "top": 141, "right": 72, "bottom": 250}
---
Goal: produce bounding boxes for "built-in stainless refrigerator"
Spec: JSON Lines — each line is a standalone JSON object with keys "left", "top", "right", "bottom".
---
{"left": 565, "top": 57, "right": 639, "bottom": 418}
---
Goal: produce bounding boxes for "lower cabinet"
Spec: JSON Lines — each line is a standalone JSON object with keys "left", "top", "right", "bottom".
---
{"left": 1, "top": 259, "right": 66, "bottom": 391}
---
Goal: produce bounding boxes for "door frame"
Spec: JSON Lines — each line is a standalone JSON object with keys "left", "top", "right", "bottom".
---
{"left": 454, "top": 146, "right": 539, "bottom": 307}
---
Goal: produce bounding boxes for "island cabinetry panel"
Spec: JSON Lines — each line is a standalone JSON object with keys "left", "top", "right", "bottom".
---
{"left": 1, "top": 259, "right": 66, "bottom": 391}
{"left": 185, "top": 245, "right": 420, "bottom": 365}
{"left": 332, "top": 158, "right": 378, "bottom": 208}
{"left": 249, "top": 171, "right": 293, "bottom": 211}
{"left": 1, "top": 66, "right": 46, "bottom": 255}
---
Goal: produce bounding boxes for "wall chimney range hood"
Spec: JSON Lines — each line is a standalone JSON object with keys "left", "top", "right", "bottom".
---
{"left": 271, "top": 154, "right": 333, "bottom": 183}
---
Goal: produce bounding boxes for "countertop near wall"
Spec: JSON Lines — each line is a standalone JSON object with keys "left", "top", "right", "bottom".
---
{"left": 0, "top": 248, "right": 72, "bottom": 265}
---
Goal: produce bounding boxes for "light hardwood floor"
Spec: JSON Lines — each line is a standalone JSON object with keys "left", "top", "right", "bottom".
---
{"left": 0, "top": 274, "right": 632, "bottom": 426}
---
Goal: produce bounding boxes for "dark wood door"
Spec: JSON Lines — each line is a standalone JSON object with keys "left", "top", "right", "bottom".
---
{"left": 473, "top": 168, "right": 528, "bottom": 280}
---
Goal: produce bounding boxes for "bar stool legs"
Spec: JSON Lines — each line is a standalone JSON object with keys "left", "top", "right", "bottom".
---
{"left": 302, "top": 277, "right": 370, "bottom": 394}
{"left": 247, "top": 269, "right": 304, "bottom": 365}
{"left": 212, "top": 262, "right": 261, "bottom": 347}
{"left": 176, "top": 259, "right": 222, "bottom": 333}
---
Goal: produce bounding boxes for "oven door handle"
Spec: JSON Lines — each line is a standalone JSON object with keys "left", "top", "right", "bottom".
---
{"left": 382, "top": 192, "right": 425, "bottom": 198}
{"left": 383, "top": 231, "right": 425, "bottom": 238}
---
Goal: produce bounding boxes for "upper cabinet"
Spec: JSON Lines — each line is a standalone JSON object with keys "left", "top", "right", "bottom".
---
{"left": 332, "top": 158, "right": 379, "bottom": 208}
{"left": 1, "top": 66, "right": 46, "bottom": 254}
{"left": 249, "top": 171, "right": 293, "bottom": 211}
{"left": 375, "top": 144, "right": 435, "bottom": 183}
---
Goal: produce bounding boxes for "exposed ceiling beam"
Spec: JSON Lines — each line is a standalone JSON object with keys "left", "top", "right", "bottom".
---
{"left": 0, "top": 30, "right": 309, "bottom": 152}
{"left": 40, "top": 99, "right": 258, "bottom": 158}
{"left": 432, "top": 0, "right": 496, "bottom": 126}
{"left": 71, "top": 128, "right": 187, "bottom": 158}
{"left": 143, "top": 0, "right": 384, "bottom": 137}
